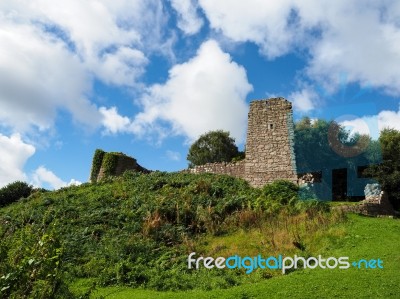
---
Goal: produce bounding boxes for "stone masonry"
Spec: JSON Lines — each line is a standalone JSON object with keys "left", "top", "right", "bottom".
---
{"left": 184, "top": 160, "right": 245, "bottom": 179}
{"left": 187, "top": 97, "right": 298, "bottom": 187}
{"left": 95, "top": 152, "right": 150, "bottom": 182}
{"left": 244, "top": 98, "right": 297, "bottom": 187}
{"left": 335, "top": 184, "right": 395, "bottom": 216}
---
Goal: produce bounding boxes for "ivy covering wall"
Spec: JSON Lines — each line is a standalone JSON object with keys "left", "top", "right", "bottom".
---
{"left": 89, "top": 150, "right": 148, "bottom": 182}
{"left": 90, "top": 149, "right": 105, "bottom": 183}
{"left": 102, "top": 152, "right": 120, "bottom": 177}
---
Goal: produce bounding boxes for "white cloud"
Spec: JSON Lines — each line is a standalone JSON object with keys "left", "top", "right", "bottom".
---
{"left": 339, "top": 105, "right": 400, "bottom": 139}
{"left": 378, "top": 109, "right": 400, "bottom": 131}
{"left": 92, "top": 47, "right": 148, "bottom": 86}
{"left": 131, "top": 39, "right": 252, "bottom": 143}
{"left": 32, "top": 166, "right": 82, "bottom": 190}
{"left": 170, "top": 0, "right": 204, "bottom": 35}
{"left": 198, "top": 0, "right": 400, "bottom": 96}
{"left": 341, "top": 118, "right": 374, "bottom": 138}
{"left": 0, "top": 21, "right": 99, "bottom": 131}
{"left": 289, "top": 88, "right": 318, "bottom": 112}
{"left": 198, "top": 0, "right": 296, "bottom": 58}
{"left": 0, "top": 134, "right": 35, "bottom": 187}
{"left": 68, "top": 179, "right": 83, "bottom": 186}
{"left": 0, "top": 0, "right": 168, "bottom": 133}
{"left": 0, "top": 134, "right": 81, "bottom": 190}
{"left": 99, "top": 106, "right": 131, "bottom": 134}
{"left": 305, "top": 1, "right": 400, "bottom": 95}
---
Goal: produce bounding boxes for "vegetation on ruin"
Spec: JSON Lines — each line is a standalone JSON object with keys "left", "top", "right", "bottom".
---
{"left": 89, "top": 149, "right": 105, "bottom": 183}
{"left": 90, "top": 150, "right": 132, "bottom": 183}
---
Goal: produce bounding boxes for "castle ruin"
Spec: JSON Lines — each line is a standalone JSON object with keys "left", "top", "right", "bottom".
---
{"left": 91, "top": 97, "right": 297, "bottom": 187}
{"left": 89, "top": 97, "right": 396, "bottom": 215}
{"left": 90, "top": 150, "right": 149, "bottom": 183}
{"left": 187, "top": 97, "right": 298, "bottom": 187}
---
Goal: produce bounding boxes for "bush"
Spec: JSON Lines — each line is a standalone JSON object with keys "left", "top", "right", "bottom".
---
{"left": 0, "top": 181, "right": 33, "bottom": 207}
{"left": 0, "top": 226, "right": 73, "bottom": 298}
{"left": 259, "top": 180, "right": 299, "bottom": 206}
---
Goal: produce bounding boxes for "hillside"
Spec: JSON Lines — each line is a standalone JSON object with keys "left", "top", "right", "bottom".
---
{"left": 0, "top": 172, "right": 398, "bottom": 298}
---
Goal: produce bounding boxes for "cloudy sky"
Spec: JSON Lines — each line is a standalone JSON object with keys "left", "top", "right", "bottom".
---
{"left": 1, "top": 0, "right": 400, "bottom": 189}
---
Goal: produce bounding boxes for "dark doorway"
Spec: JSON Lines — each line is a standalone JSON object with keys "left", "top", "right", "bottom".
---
{"left": 332, "top": 168, "right": 347, "bottom": 201}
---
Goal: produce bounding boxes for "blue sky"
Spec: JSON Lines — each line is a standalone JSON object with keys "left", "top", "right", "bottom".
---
{"left": 1, "top": 0, "right": 400, "bottom": 189}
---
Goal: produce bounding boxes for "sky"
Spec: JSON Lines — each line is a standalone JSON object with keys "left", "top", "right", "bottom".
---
{"left": 1, "top": 0, "right": 400, "bottom": 189}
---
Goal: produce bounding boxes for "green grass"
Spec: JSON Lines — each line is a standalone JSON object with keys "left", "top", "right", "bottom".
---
{"left": 82, "top": 214, "right": 400, "bottom": 298}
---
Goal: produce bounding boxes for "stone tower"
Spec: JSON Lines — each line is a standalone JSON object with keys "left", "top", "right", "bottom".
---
{"left": 244, "top": 97, "right": 297, "bottom": 187}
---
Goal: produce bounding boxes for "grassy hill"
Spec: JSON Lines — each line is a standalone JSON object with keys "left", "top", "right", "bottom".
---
{"left": 83, "top": 214, "right": 400, "bottom": 298}
{"left": 0, "top": 172, "right": 398, "bottom": 298}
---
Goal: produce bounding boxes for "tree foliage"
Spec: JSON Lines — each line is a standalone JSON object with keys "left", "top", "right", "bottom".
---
{"left": 365, "top": 128, "right": 400, "bottom": 210}
{"left": 187, "top": 130, "right": 242, "bottom": 167}
{"left": 294, "top": 118, "right": 379, "bottom": 173}
{"left": 0, "top": 181, "right": 33, "bottom": 207}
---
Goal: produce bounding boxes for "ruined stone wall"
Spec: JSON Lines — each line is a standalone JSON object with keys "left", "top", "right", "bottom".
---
{"left": 91, "top": 97, "right": 298, "bottom": 188}
{"left": 244, "top": 98, "right": 297, "bottom": 187}
{"left": 95, "top": 152, "right": 149, "bottom": 182}
{"left": 184, "top": 160, "right": 245, "bottom": 179}
{"left": 185, "top": 98, "right": 298, "bottom": 187}
{"left": 335, "top": 184, "right": 395, "bottom": 216}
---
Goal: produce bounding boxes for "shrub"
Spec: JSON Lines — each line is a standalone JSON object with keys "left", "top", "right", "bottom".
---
{"left": 259, "top": 180, "right": 299, "bottom": 206}
{"left": 0, "top": 181, "right": 33, "bottom": 207}
{"left": 0, "top": 226, "right": 73, "bottom": 298}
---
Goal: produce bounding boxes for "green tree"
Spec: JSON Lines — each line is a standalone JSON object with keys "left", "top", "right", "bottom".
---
{"left": 365, "top": 128, "right": 400, "bottom": 210}
{"left": 294, "top": 118, "right": 377, "bottom": 173}
{"left": 0, "top": 181, "right": 33, "bottom": 207}
{"left": 294, "top": 119, "right": 347, "bottom": 173}
{"left": 187, "top": 130, "right": 241, "bottom": 167}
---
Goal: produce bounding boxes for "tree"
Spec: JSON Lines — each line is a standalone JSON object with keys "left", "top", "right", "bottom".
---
{"left": 294, "top": 118, "right": 377, "bottom": 173}
{"left": 294, "top": 119, "right": 348, "bottom": 173}
{"left": 365, "top": 128, "right": 400, "bottom": 210}
{"left": 294, "top": 117, "right": 380, "bottom": 201}
{"left": 187, "top": 130, "right": 241, "bottom": 167}
{"left": 0, "top": 181, "right": 33, "bottom": 207}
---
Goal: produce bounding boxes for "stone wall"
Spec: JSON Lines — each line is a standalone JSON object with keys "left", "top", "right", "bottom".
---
{"left": 244, "top": 98, "right": 297, "bottom": 187}
{"left": 184, "top": 97, "right": 298, "bottom": 187}
{"left": 95, "top": 152, "right": 150, "bottom": 182}
{"left": 335, "top": 184, "right": 395, "bottom": 216}
{"left": 184, "top": 160, "right": 245, "bottom": 179}
{"left": 91, "top": 97, "right": 298, "bottom": 188}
